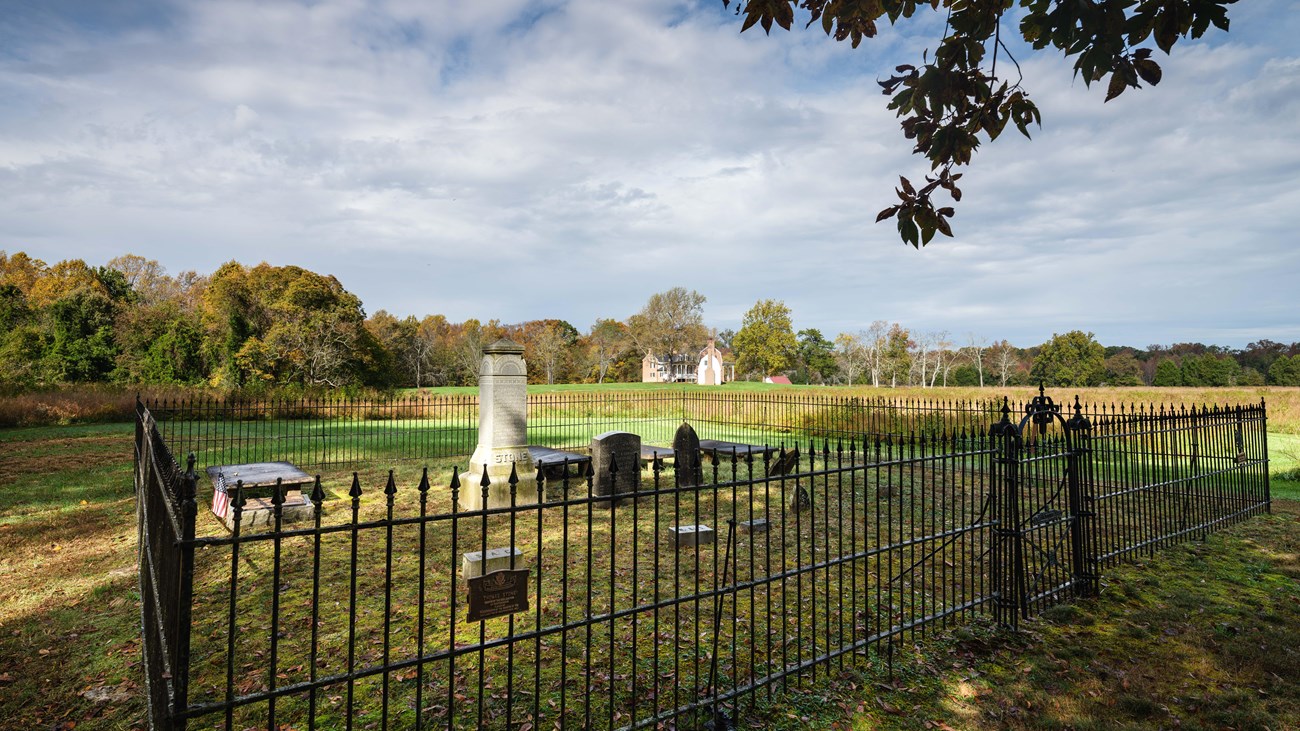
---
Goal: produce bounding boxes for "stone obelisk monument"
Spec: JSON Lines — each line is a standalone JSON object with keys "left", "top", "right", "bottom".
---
{"left": 461, "top": 339, "right": 538, "bottom": 511}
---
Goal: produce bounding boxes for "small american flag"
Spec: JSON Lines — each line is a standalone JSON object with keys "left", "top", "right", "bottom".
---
{"left": 211, "top": 473, "right": 230, "bottom": 519}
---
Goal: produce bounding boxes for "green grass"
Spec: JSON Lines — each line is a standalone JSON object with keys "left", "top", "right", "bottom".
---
{"left": 0, "top": 423, "right": 142, "bottom": 729}
{"left": 819, "top": 501, "right": 1300, "bottom": 731}
{"left": 1269, "top": 432, "right": 1300, "bottom": 501}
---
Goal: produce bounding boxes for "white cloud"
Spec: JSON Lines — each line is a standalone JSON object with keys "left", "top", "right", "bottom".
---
{"left": 1, "top": 0, "right": 1297, "bottom": 346}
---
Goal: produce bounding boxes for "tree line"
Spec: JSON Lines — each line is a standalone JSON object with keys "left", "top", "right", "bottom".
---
{"left": 3, "top": 251, "right": 1297, "bottom": 393}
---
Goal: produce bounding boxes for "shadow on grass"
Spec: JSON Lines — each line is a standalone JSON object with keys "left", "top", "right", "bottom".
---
{"left": 761, "top": 501, "right": 1300, "bottom": 731}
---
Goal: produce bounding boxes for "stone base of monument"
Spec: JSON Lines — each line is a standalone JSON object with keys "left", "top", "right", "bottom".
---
{"left": 737, "top": 518, "right": 769, "bottom": 534}
{"left": 462, "top": 547, "right": 525, "bottom": 579}
{"left": 221, "top": 496, "right": 315, "bottom": 531}
{"left": 459, "top": 446, "right": 539, "bottom": 511}
{"left": 667, "top": 524, "right": 714, "bottom": 547}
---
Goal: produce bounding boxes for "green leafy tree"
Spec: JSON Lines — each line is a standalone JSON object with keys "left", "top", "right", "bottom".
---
{"left": 115, "top": 301, "right": 206, "bottom": 384}
{"left": 723, "top": 0, "right": 1235, "bottom": 247}
{"left": 201, "top": 262, "right": 371, "bottom": 388}
{"left": 1180, "top": 353, "right": 1241, "bottom": 386}
{"left": 1153, "top": 358, "right": 1182, "bottom": 386}
{"left": 43, "top": 288, "right": 120, "bottom": 382}
{"left": 0, "top": 283, "right": 41, "bottom": 389}
{"left": 733, "top": 299, "right": 797, "bottom": 378}
{"left": 951, "top": 363, "right": 981, "bottom": 386}
{"left": 1029, "top": 330, "right": 1105, "bottom": 387}
{"left": 1269, "top": 355, "right": 1300, "bottom": 386}
{"left": 795, "top": 328, "right": 838, "bottom": 384}
{"left": 1238, "top": 366, "right": 1265, "bottom": 387}
{"left": 1103, "top": 351, "right": 1144, "bottom": 386}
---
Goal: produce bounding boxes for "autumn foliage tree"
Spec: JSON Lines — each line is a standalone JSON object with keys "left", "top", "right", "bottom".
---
{"left": 723, "top": 0, "right": 1236, "bottom": 247}
{"left": 733, "top": 299, "right": 797, "bottom": 378}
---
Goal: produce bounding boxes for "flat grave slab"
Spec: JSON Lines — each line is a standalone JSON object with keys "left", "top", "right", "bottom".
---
{"left": 527, "top": 446, "right": 591, "bottom": 481}
{"left": 667, "top": 524, "right": 715, "bottom": 547}
{"left": 205, "top": 461, "right": 314, "bottom": 530}
{"left": 640, "top": 444, "right": 674, "bottom": 467}
{"left": 697, "top": 440, "right": 780, "bottom": 459}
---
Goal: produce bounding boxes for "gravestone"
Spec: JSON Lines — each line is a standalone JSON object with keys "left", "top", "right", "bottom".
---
{"left": 461, "top": 339, "right": 538, "bottom": 511}
{"left": 769, "top": 446, "right": 800, "bottom": 476}
{"left": 788, "top": 483, "right": 811, "bottom": 513}
{"left": 591, "top": 431, "right": 640, "bottom": 505}
{"left": 672, "top": 422, "right": 703, "bottom": 487}
{"left": 462, "top": 546, "right": 525, "bottom": 579}
{"left": 668, "top": 524, "right": 715, "bottom": 547}
{"left": 738, "top": 518, "right": 769, "bottom": 534}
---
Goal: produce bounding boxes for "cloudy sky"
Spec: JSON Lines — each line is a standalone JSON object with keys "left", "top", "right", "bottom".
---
{"left": 3, "top": 0, "right": 1297, "bottom": 349}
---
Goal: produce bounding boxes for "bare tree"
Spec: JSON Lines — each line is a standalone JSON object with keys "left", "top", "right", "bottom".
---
{"left": 834, "top": 331, "right": 868, "bottom": 384}
{"left": 989, "top": 339, "right": 1020, "bottom": 387}
{"left": 912, "top": 331, "right": 936, "bottom": 387}
{"left": 280, "top": 312, "right": 356, "bottom": 388}
{"left": 627, "top": 287, "right": 708, "bottom": 365}
{"left": 529, "top": 322, "right": 569, "bottom": 385}
{"left": 587, "top": 319, "right": 627, "bottom": 384}
{"left": 862, "top": 321, "right": 888, "bottom": 387}
{"left": 965, "top": 332, "right": 988, "bottom": 387}
{"left": 934, "top": 331, "right": 957, "bottom": 387}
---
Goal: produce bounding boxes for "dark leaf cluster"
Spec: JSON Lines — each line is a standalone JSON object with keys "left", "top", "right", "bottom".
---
{"left": 724, "top": 0, "right": 1236, "bottom": 246}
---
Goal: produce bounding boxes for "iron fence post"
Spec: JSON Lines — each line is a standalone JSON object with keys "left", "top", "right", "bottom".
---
{"left": 1066, "top": 398, "right": 1098, "bottom": 599}
{"left": 989, "top": 400, "right": 1020, "bottom": 629}
{"left": 172, "top": 454, "right": 198, "bottom": 730}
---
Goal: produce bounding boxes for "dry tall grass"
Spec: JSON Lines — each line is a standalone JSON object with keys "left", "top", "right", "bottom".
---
{"left": 2, "top": 384, "right": 1297, "bottom": 432}
{"left": 0, "top": 385, "right": 203, "bottom": 427}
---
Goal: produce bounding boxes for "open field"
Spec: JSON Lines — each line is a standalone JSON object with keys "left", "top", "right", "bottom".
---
{"left": 1, "top": 400, "right": 1298, "bottom": 729}
{"left": 7, "top": 384, "right": 1300, "bottom": 435}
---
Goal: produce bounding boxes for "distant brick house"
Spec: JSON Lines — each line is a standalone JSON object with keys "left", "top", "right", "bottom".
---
{"left": 642, "top": 338, "right": 734, "bottom": 385}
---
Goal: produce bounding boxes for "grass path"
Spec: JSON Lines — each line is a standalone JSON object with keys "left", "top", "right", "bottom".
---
{"left": 0, "top": 422, "right": 1296, "bottom": 729}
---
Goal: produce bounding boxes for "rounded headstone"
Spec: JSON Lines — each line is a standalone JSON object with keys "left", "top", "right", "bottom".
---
{"left": 592, "top": 431, "right": 641, "bottom": 502}
{"left": 673, "top": 422, "right": 703, "bottom": 487}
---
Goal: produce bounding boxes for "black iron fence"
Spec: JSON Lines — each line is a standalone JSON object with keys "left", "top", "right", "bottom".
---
{"left": 145, "top": 390, "right": 1005, "bottom": 474}
{"left": 135, "top": 390, "right": 1270, "bottom": 730}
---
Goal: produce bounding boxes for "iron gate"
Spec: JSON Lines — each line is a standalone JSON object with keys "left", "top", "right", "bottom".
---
{"left": 991, "top": 387, "right": 1098, "bottom": 628}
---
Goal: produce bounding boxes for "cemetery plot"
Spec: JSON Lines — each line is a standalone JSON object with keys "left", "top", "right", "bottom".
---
{"left": 180, "top": 443, "right": 997, "bottom": 730}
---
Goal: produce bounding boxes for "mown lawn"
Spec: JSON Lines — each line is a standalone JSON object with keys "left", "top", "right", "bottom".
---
{"left": 0, "top": 421, "right": 1296, "bottom": 730}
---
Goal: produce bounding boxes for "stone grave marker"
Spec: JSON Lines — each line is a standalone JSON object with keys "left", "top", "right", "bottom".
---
{"left": 462, "top": 546, "right": 525, "bottom": 579}
{"left": 738, "top": 518, "right": 769, "bottom": 534}
{"left": 673, "top": 422, "right": 703, "bottom": 487}
{"left": 461, "top": 339, "right": 538, "bottom": 511}
{"left": 667, "top": 524, "right": 715, "bottom": 547}
{"left": 769, "top": 446, "right": 800, "bottom": 476}
{"left": 591, "top": 431, "right": 640, "bottom": 505}
{"left": 788, "top": 483, "right": 811, "bottom": 513}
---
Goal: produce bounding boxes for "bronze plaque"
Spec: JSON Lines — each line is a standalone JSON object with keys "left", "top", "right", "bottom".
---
{"left": 466, "top": 569, "right": 530, "bottom": 622}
